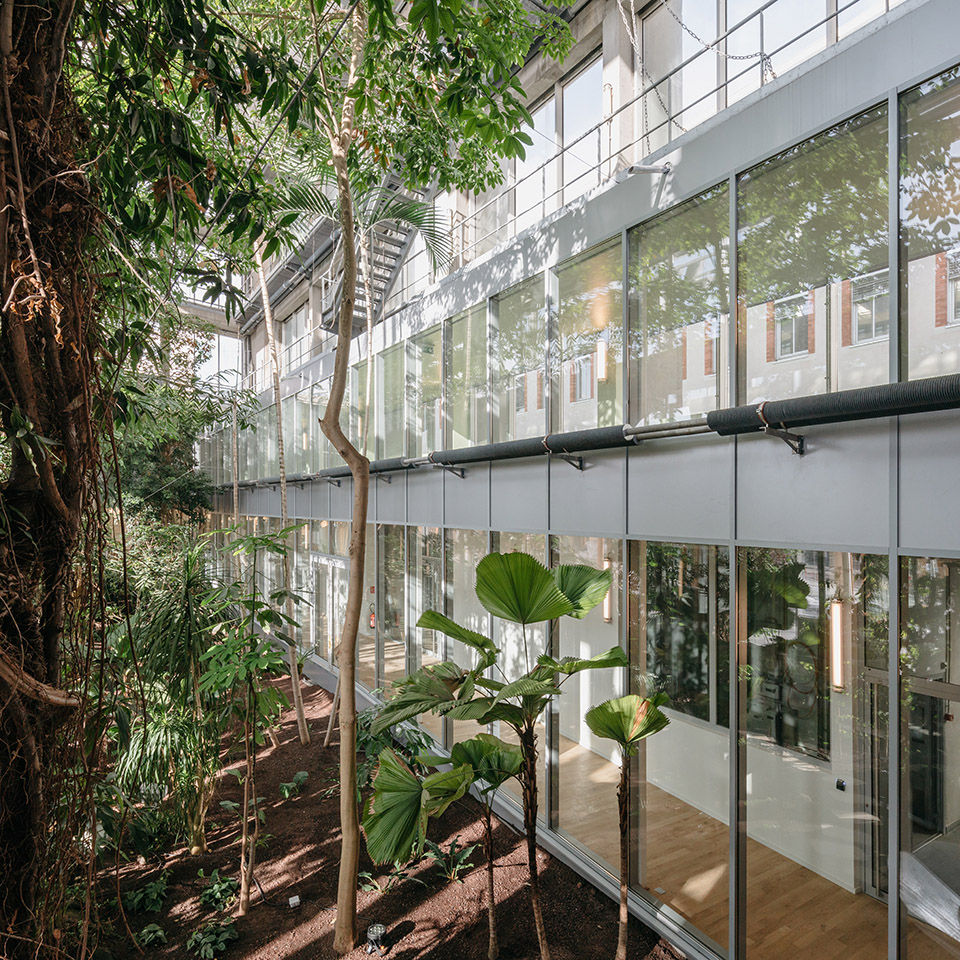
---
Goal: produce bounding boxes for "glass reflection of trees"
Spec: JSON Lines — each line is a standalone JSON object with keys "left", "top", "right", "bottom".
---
{"left": 644, "top": 542, "right": 729, "bottom": 724}
{"left": 629, "top": 184, "right": 729, "bottom": 425}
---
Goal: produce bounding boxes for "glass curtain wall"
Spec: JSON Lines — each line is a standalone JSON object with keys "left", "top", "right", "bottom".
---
{"left": 444, "top": 528, "right": 491, "bottom": 747}
{"left": 377, "top": 344, "right": 405, "bottom": 460}
{"left": 738, "top": 105, "right": 889, "bottom": 403}
{"left": 555, "top": 241, "right": 624, "bottom": 432}
{"left": 554, "top": 536, "right": 623, "bottom": 872}
{"left": 562, "top": 58, "right": 603, "bottom": 203}
{"left": 350, "top": 360, "right": 372, "bottom": 454}
{"left": 492, "top": 531, "right": 547, "bottom": 809}
{"left": 408, "top": 325, "right": 443, "bottom": 457}
{"left": 446, "top": 303, "right": 488, "bottom": 449}
{"left": 629, "top": 540, "right": 730, "bottom": 952}
{"left": 516, "top": 97, "right": 558, "bottom": 233}
{"left": 899, "top": 556, "right": 960, "bottom": 960}
{"left": 357, "top": 523, "right": 377, "bottom": 690}
{"left": 408, "top": 526, "right": 444, "bottom": 744}
{"left": 629, "top": 184, "right": 729, "bottom": 425}
{"left": 902, "top": 67, "right": 960, "bottom": 383}
{"left": 378, "top": 524, "right": 407, "bottom": 690}
{"left": 741, "top": 548, "right": 889, "bottom": 959}
{"left": 494, "top": 276, "right": 547, "bottom": 442}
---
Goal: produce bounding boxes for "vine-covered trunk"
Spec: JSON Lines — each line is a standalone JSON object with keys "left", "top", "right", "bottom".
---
{"left": 616, "top": 755, "right": 630, "bottom": 960}
{"left": 519, "top": 722, "right": 550, "bottom": 960}
{"left": 483, "top": 805, "right": 499, "bottom": 960}
{"left": 0, "top": 1, "right": 98, "bottom": 952}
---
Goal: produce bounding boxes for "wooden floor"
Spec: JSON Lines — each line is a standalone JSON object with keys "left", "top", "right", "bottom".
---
{"left": 353, "top": 645, "right": 956, "bottom": 958}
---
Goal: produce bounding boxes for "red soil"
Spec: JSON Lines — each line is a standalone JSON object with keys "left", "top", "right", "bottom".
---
{"left": 99, "top": 678, "right": 685, "bottom": 960}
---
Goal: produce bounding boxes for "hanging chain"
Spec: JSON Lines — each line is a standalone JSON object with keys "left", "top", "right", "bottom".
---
{"left": 655, "top": 0, "right": 778, "bottom": 82}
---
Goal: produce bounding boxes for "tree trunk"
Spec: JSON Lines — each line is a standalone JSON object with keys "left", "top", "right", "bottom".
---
{"left": 323, "top": 670, "right": 341, "bottom": 748}
{"left": 616, "top": 754, "right": 630, "bottom": 960}
{"left": 318, "top": 5, "right": 368, "bottom": 952}
{"left": 0, "top": 2, "right": 97, "bottom": 952}
{"left": 483, "top": 805, "right": 499, "bottom": 960}
{"left": 238, "top": 682, "right": 256, "bottom": 915}
{"left": 519, "top": 722, "right": 550, "bottom": 960}
{"left": 254, "top": 246, "right": 310, "bottom": 746}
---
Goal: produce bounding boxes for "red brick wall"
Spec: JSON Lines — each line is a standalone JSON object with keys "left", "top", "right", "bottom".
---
{"left": 936, "top": 252, "right": 948, "bottom": 327}
{"left": 841, "top": 279, "right": 852, "bottom": 346}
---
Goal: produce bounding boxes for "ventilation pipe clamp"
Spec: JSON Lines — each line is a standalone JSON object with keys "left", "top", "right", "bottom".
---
{"left": 757, "top": 402, "right": 805, "bottom": 455}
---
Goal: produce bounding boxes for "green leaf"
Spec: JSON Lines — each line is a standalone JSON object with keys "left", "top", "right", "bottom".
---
{"left": 362, "top": 749, "right": 473, "bottom": 864}
{"left": 416, "top": 610, "right": 497, "bottom": 669}
{"left": 536, "top": 645, "right": 629, "bottom": 678}
{"left": 449, "top": 733, "right": 522, "bottom": 791}
{"left": 474, "top": 552, "right": 573, "bottom": 625}
{"left": 552, "top": 564, "right": 614, "bottom": 619}
{"left": 584, "top": 694, "right": 670, "bottom": 752}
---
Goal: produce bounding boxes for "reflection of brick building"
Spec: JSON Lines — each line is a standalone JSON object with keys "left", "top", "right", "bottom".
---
{"left": 200, "top": 3, "right": 960, "bottom": 959}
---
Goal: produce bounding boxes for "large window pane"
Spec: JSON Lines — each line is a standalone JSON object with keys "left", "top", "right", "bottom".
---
{"left": 378, "top": 524, "right": 406, "bottom": 690}
{"left": 629, "top": 185, "right": 729, "bottom": 424}
{"left": 444, "top": 528, "right": 491, "bottom": 746}
{"left": 555, "top": 240, "right": 623, "bottom": 432}
{"left": 350, "top": 360, "right": 371, "bottom": 455}
{"left": 447, "top": 303, "right": 488, "bottom": 449}
{"left": 409, "top": 325, "right": 443, "bottom": 457}
{"left": 630, "top": 540, "right": 730, "bottom": 951}
{"left": 494, "top": 276, "right": 546, "bottom": 442}
{"left": 640, "top": 0, "right": 719, "bottom": 154}
{"left": 899, "top": 557, "right": 960, "bottom": 959}
{"left": 555, "top": 536, "right": 623, "bottom": 872}
{"left": 738, "top": 106, "right": 888, "bottom": 403}
{"left": 562, "top": 58, "right": 603, "bottom": 204}
{"left": 357, "top": 524, "right": 377, "bottom": 691}
{"left": 743, "top": 548, "right": 888, "bottom": 958}
{"left": 516, "top": 98, "right": 558, "bottom": 233}
{"left": 902, "top": 67, "right": 960, "bottom": 382}
{"left": 377, "top": 344, "right": 405, "bottom": 460}
{"left": 493, "top": 531, "right": 547, "bottom": 809}
{"left": 408, "top": 526, "right": 444, "bottom": 744}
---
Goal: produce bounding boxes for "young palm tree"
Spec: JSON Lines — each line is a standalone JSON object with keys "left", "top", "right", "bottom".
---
{"left": 584, "top": 694, "right": 670, "bottom": 960}
{"left": 363, "top": 733, "right": 521, "bottom": 960}
{"left": 372, "top": 551, "right": 627, "bottom": 960}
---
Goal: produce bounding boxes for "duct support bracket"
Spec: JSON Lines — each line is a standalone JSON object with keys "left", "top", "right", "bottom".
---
{"left": 548, "top": 452, "right": 585, "bottom": 471}
{"left": 376, "top": 473, "right": 392, "bottom": 484}
{"left": 763, "top": 425, "right": 805, "bottom": 456}
{"left": 755, "top": 401, "right": 805, "bottom": 455}
{"left": 324, "top": 477, "right": 342, "bottom": 487}
{"left": 434, "top": 463, "right": 466, "bottom": 479}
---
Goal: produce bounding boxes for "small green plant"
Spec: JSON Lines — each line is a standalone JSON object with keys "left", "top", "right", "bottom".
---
{"left": 279, "top": 770, "right": 308, "bottom": 799}
{"left": 423, "top": 837, "right": 477, "bottom": 883}
{"left": 198, "top": 868, "right": 239, "bottom": 911}
{"left": 187, "top": 919, "right": 238, "bottom": 958}
{"left": 356, "top": 700, "right": 436, "bottom": 799}
{"left": 138, "top": 923, "right": 167, "bottom": 946}
{"left": 122, "top": 871, "right": 169, "bottom": 914}
{"left": 357, "top": 860, "right": 428, "bottom": 893}
{"left": 219, "top": 796, "right": 265, "bottom": 825}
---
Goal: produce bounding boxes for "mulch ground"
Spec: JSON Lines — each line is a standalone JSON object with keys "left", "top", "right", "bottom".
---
{"left": 98, "top": 677, "right": 685, "bottom": 960}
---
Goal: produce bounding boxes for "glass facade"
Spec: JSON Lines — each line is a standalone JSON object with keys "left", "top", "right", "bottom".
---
{"left": 742, "top": 549, "right": 889, "bottom": 959}
{"left": 738, "top": 105, "right": 889, "bottom": 403}
{"left": 446, "top": 303, "right": 488, "bottom": 449}
{"left": 201, "top": 39, "right": 960, "bottom": 960}
{"left": 555, "top": 241, "right": 624, "bottom": 432}
{"left": 494, "top": 276, "right": 547, "bottom": 442}
{"left": 629, "top": 185, "right": 729, "bottom": 424}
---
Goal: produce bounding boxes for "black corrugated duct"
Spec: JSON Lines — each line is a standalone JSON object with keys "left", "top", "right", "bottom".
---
{"left": 427, "top": 424, "right": 634, "bottom": 467}
{"left": 707, "top": 373, "right": 960, "bottom": 436}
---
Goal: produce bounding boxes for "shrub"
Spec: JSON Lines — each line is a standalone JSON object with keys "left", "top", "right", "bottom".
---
{"left": 138, "top": 923, "right": 167, "bottom": 946}
{"left": 423, "top": 837, "right": 477, "bottom": 883}
{"left": 122, "top": 872, "right": 169, "bottom": 914}
{"left": 187, "top": 919, "right": 238, "bottom": 958}
{"left": 278, "top": 770, "right": 308, "bottom": 799}
{"left": 197, "top": 868, "right": 239, "bottom": 911}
